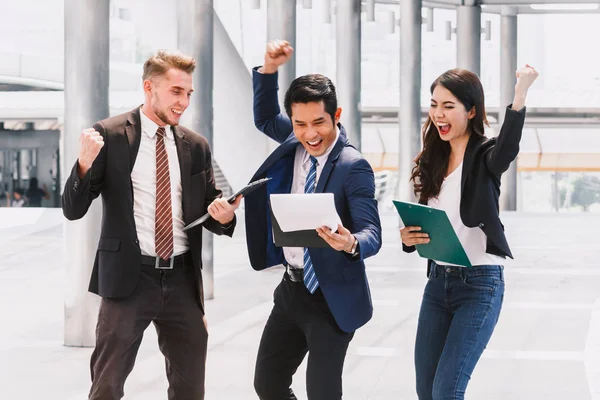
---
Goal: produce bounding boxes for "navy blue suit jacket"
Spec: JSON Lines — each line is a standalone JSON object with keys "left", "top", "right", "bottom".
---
{"left": 244, "top": 68, "right": 382, "bottom": 333}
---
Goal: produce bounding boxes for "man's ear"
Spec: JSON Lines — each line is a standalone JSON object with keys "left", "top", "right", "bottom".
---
{"left": 334, "top": 107, "right": 342, "bottom": 125}
{"left": 143, "top": 79, "right": 152, "bottom": 95}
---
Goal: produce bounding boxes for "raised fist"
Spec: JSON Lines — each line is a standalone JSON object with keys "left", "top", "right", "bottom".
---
{"left": 77, "top": 128, "right": 104, "bottom": 178}
{"left": 259, "top": 40, "right": 294, "bottom": 74}
{"left": 515, "top": 64, "right": 539, "bottom": 94}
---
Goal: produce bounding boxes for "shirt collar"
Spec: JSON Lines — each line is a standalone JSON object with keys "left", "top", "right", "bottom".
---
{"left": 140, "top": 106, "right": 173, "bottom": 139}
{"left": 302, "top": 126, "right": 340, "bottom": 168}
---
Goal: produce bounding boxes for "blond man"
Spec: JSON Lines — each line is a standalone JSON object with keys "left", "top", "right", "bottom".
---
{"left": 62, "top": 50, "right": 241, "bottom": 400}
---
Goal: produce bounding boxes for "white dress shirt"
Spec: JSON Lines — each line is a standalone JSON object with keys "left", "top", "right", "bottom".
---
{"left": 428, "top": 163, "right": 505, "bottom": 267}
{"left": 132, "top": 108, "right": 188, "bottom": 257}
{"left": 283, "top": 129, "right": 340, "bottom": 268}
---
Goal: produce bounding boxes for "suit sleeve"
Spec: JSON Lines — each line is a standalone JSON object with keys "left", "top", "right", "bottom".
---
{"left": 344, "top": 158, "right": 382, "bottom": 262}
{"left": 61, "top": 122, "right": 107, "bottom": 220}
{"left": 252, "top": 67, "right": 294, "bottom": 144}
{"left": 402, "top": 243, "right": 417, "bottom": 254}
{"left": 201, "top": 144, "right": 236, "bottom": 236}
{"left": 484, "top": 105, "right": 526, "bottom": 177}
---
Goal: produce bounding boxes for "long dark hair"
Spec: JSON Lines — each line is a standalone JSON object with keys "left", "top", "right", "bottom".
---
{"left": 410, "top": 69, "right": 489, "bottom": 203}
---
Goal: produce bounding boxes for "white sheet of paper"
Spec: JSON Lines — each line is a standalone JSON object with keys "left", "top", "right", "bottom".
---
{"left": 269, "top": 193, "right": 342, "bottom": 232}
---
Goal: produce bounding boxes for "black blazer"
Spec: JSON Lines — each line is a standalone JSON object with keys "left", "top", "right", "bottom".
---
{"left": 62, "top": 107, "right": 235, "bottom": 311}
{"left": 403, "top": 106, "right": 526, "bottom": 265}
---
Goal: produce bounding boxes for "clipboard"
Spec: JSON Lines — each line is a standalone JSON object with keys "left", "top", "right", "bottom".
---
{"left": 183, "top": 177, "right": 271, "bottom": 231}
{"left": 269, "top": 193, "right": 341, "bottom": 248}
{"left": 270, "top": 207, "right": 330, "bottom": 248}
{"left": 393, "top": 200, "right": 472, "bottom": 267}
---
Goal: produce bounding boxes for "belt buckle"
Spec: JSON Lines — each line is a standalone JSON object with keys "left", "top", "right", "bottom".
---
{"left": 155, "top": 255, "right": 175, "bottom": 270}
{"left": 286, "top": 265, "right": 303, "bottom": 283}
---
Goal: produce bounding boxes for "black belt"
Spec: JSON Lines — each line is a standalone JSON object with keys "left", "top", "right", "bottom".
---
{"left": 285, "top": 264, "right": 304, "bottom": 283}
{"left": 141, "top": 252, "right": 192, "bottom": 269}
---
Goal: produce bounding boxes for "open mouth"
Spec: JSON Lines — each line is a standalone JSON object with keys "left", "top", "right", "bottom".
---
{"left": 171, "top": 108, "right": 183, "bottom": 118}
{"left": 437, "top": 122, "right": 451, "bottom": 135}
{"left": 306, "top": 139, "right": 323, "bottom": 150}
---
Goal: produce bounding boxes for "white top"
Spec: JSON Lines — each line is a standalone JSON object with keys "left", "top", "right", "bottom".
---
{"left": 132, "top": 108, "right": 188, "bottom": 257}
{"left": 283, "top": 129, "right": 340, "bottom": 268}
{"left": 427, "top": 163, "right": 504, "bottom": 267}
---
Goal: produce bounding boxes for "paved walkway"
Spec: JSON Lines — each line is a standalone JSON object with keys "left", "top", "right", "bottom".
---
{"left": 1, "top": 208, "right": 599, "bottom": 399}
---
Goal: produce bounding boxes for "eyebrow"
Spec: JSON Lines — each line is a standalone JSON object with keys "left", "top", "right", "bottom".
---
{"left": 172, "top": 85, "right": 194, "bottom": 93}
{"left": 431, "top": 99, "right": 455, "bottom": 104}
{"left": 294, "top": 117, "right": 326, "bottom": 124}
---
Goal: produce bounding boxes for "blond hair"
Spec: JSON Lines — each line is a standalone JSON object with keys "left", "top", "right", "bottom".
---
{"left": 142, "top": 50, "right": 196, "bottom": 81}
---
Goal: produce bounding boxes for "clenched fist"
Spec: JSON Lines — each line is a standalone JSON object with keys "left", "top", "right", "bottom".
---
{"left": 512, "top": 64, "right": 539, "bottom": 111}
{"left": 77, "top": 128, "right": 104, "bottom": 179}
{"left": 515, "top": 64, "right": 539, "bottom": 95}
{"left": 258, "top": 40, "right": 294, "bottom": 75}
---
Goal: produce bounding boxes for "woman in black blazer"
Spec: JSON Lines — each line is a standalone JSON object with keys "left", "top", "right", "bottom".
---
{"left": 400, "top": 65, "right": 538, "bottom": 400}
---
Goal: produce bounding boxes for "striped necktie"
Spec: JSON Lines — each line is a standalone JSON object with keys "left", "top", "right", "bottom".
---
{"left": 303, "top": 156, "right": 319, "bottom": 293}
{"left": 155, "top": 127, "right": 174, "bottom": 260}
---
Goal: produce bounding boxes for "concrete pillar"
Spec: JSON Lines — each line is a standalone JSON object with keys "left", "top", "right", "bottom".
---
{"left": 336, "top": 0, "right": 362, "bottom": 150}
{"left": 456, "top": 0, "right": 481, "bottom": 76}
{"left": 177, "top": 0, "right": 216, "bottom": 299}
{"left": 37, "top": 146, "right": 56, "bottom": 207}
{"left": 63, "top": 0, "right": 109, "bottom": 347}
{"left": 2, "top": 151, "right": 11, "bottom": 200}
{"left": 499, "top": 6, "right": 518, "bottom": 211}
{"left": 398, "top": 0, "right": 422, "bottom": 202}
{"left": 195, "top": 0, "right": 216, "bottom": 300}
{"left": 267, "top": 0, "right": 296, "bottom": 106}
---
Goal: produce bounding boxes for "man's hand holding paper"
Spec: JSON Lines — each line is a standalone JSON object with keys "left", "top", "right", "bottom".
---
{"left": 317, "top": 224, "right": 356, "bottom": 253}
{"left": 270, "top": 193, "right": 354, "bottom": 249}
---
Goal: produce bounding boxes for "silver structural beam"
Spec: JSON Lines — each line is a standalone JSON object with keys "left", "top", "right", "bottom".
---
{"left": 374, "top": 0, "right": 599, "bottom": 6}
{"left": 375, "top": 0, "right": 460, "bottom": 5}
{"left": 480, "top": 0, "right": 599, "bottom": 4}
{"left": 456, "top": 0, "right": 481, "bottom": 76}
{"left": 499, "top": 6, "right": 518, "bottom": 211}
{"left": 362, "top": 106, "right": 600, "bottom": 120}
{"left": 63, "top": 0, "right": 109, "bottom": 347}
{"left": 483, "top": 5, "right": 600, "bottom": 14}
{"left": 267, "top": 0, "right": 297, "bottom": 107}
{"left": 337, "top": 0, "right": 362, "bottom": 149}
{"left": 398, "top": 0, "right": 422, "bottom": 202}
{"left": 0, "top": 130, "right": 60, "bottom": 149}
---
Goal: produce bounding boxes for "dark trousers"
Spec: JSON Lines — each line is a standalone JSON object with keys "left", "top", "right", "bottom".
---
{"left": 415, "top": 262, "right": 505, "bottom": 400}
{"left": 254, "top": 272, "right": 354, "bottom": 400}
{"left": 89, "top": 264, "right": 208, "bottom": 400}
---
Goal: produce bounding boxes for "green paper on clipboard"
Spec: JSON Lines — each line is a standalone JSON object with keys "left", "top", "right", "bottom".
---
{"left": 393, "top": 200, "right": 472, "bottom": 267}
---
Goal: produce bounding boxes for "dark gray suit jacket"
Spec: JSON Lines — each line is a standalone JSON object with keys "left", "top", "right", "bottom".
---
{"left": 62, "top": 107, "right": 235, "bottom": 311}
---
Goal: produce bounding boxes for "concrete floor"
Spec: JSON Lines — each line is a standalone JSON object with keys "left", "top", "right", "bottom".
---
{"left": 1, "top": 207, "right": 599, "bottom": 399}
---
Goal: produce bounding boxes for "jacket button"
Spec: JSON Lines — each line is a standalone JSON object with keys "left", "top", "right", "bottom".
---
{"left": 135, "top": 239, "right": 139, "bottom": 244}
{"left": 479, "top": 223, "right": 485, "bottom": 229}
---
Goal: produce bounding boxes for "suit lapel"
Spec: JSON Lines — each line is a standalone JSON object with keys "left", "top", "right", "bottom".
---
{"left": 173, "top": 126, "right": 191, "bottom": 221}
{"left": 461, "top": 133, "right": 483, "bottom": 195}
{"left": 315, "top": 124, "right": 348, "bottom": 193}
{"left": 125, "top": 108, "right": 142, "bottom": 172}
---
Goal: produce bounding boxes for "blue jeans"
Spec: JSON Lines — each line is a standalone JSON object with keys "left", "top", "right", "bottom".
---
{"left": 415, "top": 261, "right": 505, "bottom": 400}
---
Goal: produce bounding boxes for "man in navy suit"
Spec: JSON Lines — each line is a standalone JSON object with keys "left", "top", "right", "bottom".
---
{"left": 245, "top": 40, "right": 382, "bottom": 400}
